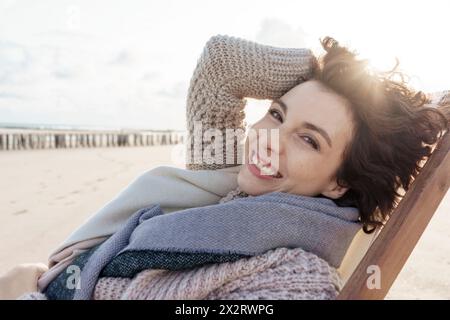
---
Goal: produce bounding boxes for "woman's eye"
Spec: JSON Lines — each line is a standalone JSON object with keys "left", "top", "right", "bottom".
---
{"left": 301, "top": 136, "right": 319, "bottom": 150}
{"left": 268, "top": 109, "right": 283, "bottom": 122}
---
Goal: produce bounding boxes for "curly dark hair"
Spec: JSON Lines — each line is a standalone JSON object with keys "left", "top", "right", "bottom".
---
{"left": 314, "top": 37, "right": 449, "bottom": 234}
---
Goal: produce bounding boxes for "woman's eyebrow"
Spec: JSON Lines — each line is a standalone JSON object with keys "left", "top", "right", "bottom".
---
{"left": 273, "top": 98, "right": 288, "bottom": 114}
{"left": 273, "top": 98, "right": 333, "bottom": 148}
{"left": 303, "top": 122, "right": 333, "bottom": 148}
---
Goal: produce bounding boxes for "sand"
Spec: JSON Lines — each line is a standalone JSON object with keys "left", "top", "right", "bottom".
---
{"left": 0, "top": 146, "right": 448, "bottom": 299}
{"left": 0, "top": 146, "right": 181, "bottom": 273}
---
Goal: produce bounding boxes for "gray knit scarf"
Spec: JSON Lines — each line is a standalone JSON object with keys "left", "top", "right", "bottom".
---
{"left": 49, "top": 191, "right": 361, "bottom": 300}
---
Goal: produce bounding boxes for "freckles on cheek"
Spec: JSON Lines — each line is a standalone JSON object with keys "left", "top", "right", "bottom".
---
{"left": 289, "top": 156, "right": 325, "bottom": 182}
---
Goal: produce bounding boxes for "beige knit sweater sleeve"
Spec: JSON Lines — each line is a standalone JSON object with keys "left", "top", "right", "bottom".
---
{"left": 185, "top": 34, "right": 316, "bottom": 170}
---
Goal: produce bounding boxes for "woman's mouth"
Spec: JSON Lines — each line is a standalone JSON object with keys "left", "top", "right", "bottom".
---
{"left": 247, "top": 150, "right": 283, "bottom": 180}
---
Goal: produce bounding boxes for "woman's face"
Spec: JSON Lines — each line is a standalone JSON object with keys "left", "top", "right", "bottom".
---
{"left": 238, "top": 80, "right": 355, "bottom": 199}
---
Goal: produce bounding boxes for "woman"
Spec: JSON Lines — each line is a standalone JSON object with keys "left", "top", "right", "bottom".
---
{"left": 13, "top": 35, "right": 449, "bottom": 300}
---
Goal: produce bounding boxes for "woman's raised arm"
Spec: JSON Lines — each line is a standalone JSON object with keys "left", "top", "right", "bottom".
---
{"left": 185, "top": 34, "right": 316, "bottom": 170}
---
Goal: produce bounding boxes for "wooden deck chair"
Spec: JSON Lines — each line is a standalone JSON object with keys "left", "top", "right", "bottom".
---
{"left": 336, "top": 104, "right": 450, "bottom": 299}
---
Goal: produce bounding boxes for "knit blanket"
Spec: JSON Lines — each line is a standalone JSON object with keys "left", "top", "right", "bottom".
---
{"left": 22, "top": 247, "right": 343, "bottom": 300}
{"left": 44, "top": 191, "right": 361, "bottom": 300}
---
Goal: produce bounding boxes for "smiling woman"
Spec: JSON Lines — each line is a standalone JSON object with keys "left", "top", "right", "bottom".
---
{"left": 240, "top": 37, "right": 448, "bottom": 233}
{"left": 186, "top": 35, "right": 448, "bottom": 235}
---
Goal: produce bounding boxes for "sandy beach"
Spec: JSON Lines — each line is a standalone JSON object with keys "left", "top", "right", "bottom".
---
{"left": 0, "top": 145, "right": 448, "bottom": 299}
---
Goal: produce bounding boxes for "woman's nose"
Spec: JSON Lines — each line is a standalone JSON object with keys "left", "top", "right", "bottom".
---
{"left": 256, "top": 128, "right": 283, "bottom": 158}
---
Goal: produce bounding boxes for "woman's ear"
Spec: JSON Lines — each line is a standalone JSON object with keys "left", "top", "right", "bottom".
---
{"left": 321, "top": 180, "right": 349, "bottom": 199}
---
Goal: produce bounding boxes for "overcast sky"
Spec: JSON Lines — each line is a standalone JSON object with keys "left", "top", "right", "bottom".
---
{"left": 0, "top": 0, "right": 449, "bottom": 130}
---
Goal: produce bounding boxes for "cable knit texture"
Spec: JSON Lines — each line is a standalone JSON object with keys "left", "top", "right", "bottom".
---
{"left": 185, "top": 34, "right": 315, "bottom": 170}
{"left": 19, "top": 247, "right": 341, "bottom": 300}
{"left": 92, "top": 247, "right": 341, "bottom": 300}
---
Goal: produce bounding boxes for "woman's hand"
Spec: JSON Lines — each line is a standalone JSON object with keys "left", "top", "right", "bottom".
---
{"left": 0, "top": 263, "right": 48, "bottom": 299}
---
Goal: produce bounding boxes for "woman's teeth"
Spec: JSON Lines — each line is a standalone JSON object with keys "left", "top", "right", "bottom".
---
{"left": 251, "top": 152, "right": 281, "bottom": 177}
